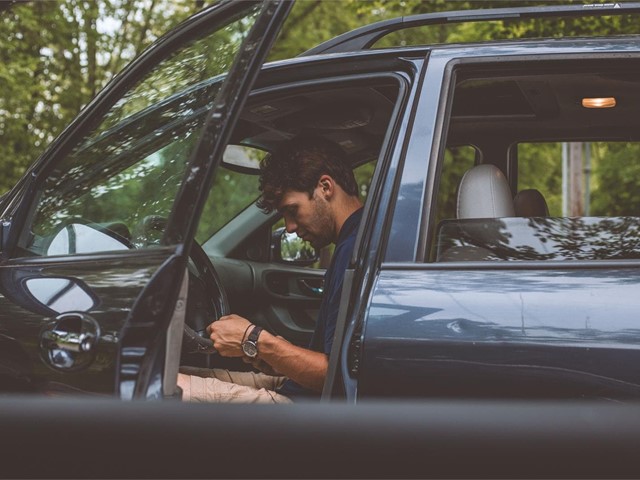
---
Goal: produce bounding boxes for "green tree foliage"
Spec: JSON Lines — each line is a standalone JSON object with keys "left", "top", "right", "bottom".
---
{"left": 0, "top": 0, "right": 202, "bottom": 195}
{"left": 3, "top": 0, "right": 640, "bottom": 225}
{"left": 517, "top": 143, "right": 563, "bottom": 216}
{"left": 590, "top": 143, "right": 640, "bottom": 217}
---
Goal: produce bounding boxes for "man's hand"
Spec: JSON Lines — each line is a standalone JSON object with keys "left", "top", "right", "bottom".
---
{"left": 207, "top": 314, "right": 252, "bottom": 357}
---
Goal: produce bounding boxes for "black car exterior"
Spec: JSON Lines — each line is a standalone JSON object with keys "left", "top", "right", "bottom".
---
{"left": 3, "top": 0, "right": 640, "bottom": 403}
{"left": 0, "top": 0, "right": 293, "bottom": 398}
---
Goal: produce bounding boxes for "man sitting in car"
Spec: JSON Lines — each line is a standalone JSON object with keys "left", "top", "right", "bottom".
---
{"left": 178, "top": 137, "right": 363, "bottom": 403}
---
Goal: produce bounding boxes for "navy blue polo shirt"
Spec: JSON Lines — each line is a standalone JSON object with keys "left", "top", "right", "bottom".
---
{"left": 277, "top": 207, "right": 363, "bottom": 399}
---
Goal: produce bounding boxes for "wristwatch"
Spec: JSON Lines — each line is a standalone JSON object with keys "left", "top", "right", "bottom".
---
{"left": 241, "top": 326, "right": 263, "bottom": 358}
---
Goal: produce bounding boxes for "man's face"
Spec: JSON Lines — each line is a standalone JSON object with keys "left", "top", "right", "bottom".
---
{"left": 278, "top": 186, "right": 334, "bottom": 250}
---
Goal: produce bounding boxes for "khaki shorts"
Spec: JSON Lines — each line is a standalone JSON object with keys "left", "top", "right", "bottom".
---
{"left": 177, "top": 366, "right": 293, "bottom": 404}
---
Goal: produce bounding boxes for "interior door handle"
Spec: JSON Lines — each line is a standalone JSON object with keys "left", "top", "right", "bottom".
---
{"left": 298, "top": 279, "right": 324, "bottom": 296}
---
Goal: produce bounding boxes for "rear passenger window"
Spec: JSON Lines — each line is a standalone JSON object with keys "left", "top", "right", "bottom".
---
{"left": 432, "top": 140, "right": 640, "bottom": 262}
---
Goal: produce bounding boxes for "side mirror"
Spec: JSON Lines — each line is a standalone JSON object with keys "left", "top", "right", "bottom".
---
{"left": 271, "top": 227, "right": 318, "bottom": 266}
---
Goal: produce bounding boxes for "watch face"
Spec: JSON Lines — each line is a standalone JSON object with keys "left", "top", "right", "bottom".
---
{"left": 242, "top": 341, "right": 258, "bottom": 358}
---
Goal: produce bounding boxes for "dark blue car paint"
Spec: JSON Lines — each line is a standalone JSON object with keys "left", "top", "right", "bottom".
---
{"left": 346, "top": 38, "right": 640, "bottom": 400}
{"left": 358, "top": 266, "right": 640, "bottom": 398}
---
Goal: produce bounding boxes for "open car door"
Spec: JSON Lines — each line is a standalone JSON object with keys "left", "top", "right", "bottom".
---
{"left": 0, "top": 0, "right": 292, "bottom": 399}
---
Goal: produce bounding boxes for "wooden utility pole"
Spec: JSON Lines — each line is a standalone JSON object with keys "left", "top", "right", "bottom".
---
{"left": 568, "top": 142, "right": 584, "bottom": 216}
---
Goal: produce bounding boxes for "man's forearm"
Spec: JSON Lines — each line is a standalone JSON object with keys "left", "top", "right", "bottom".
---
{"left": 257, "top": 331, "right": 328, "bottom": 392}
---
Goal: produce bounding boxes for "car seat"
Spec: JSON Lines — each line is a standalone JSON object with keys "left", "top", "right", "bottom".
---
{"left": 456, "top": 164, "right": 514, "bottom": 219}
{"left": 438, "top": 164, "right": 514, "bottom": 261}
{"left": 513, "top": 188, "right": 550, "bottom": 217}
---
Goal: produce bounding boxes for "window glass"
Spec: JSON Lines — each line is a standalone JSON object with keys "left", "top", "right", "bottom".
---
{"left": 514, "top": 141, "right": 640, "bottom": 261}
{"left": 518, "top": 141, "right": 640, "bottom": 217}
{"left": 20, "top": 6, "right": 261, "bottom": 257}
{"left": 432, "top": 141, "right": 640, "bottom": 262}
{"left": 195, "top": 146, "right": 266, "bottom": 243}
{"left": 431, "top": 62, "right": 640, "bottom": 263}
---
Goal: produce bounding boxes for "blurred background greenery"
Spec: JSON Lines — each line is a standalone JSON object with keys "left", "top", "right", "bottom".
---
{"left": 0, "top": 0, "right": 634, "bottom": 196}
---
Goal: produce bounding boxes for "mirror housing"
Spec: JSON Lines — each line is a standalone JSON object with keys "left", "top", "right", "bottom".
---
{"left": 271, "top": 227, "right": 318, "bottom": 266}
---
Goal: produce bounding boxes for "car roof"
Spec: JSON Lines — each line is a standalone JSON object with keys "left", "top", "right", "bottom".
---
{"left": 302, "top": 2, "right": 640, "bottom": 56}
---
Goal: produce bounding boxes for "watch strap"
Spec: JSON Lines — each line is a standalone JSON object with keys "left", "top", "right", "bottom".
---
{"left": 247, "top": 325, "right": 263, "bottom": 344}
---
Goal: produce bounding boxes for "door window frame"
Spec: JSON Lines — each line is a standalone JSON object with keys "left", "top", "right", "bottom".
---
{"left": 4, "top": 0, "right": 292, "bottom": 264}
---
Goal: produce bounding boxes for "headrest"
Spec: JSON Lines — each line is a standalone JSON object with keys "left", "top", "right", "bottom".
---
{"left": 457, "top": 164, "right": 514, "bottom": 219}
{"left": 514, "top": 189, "right": 550, "bottom": 217}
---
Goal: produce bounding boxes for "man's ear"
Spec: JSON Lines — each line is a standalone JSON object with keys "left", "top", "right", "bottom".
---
{"left": 318, "top": 175, "right": 334, "bottom": 198}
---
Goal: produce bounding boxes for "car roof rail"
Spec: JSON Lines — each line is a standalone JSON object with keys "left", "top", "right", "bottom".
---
{"left": 300, "top": 2, "right": 640, "bottom": 56}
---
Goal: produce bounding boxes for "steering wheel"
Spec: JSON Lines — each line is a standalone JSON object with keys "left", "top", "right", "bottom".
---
{"left": 133, "top": 215, "right": 229, "bottom": 354}
{"left": 182, "top": 240, "right": 230, "bottom": 354}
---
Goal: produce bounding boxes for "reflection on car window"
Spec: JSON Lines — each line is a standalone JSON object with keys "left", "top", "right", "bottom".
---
{"left": 96, "top": 12, "right": 260, "bottom": 136}
{"left": 20, "top": 5, "right": 261, "bottom": 257}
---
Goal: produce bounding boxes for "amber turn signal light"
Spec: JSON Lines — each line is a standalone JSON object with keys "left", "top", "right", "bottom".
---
{"left": 582, "top": 97, "right": 616, "bottom": 108}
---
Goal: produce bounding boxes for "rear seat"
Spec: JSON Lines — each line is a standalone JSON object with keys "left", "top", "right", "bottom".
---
{"left": 438, "top": 164, "right": 513, "bottom": 261}
{"left": 436, "top": 166, "right": 640, "bottom": 261}
{"left": 514, "top": 189, "right": 549, "bottom": 217}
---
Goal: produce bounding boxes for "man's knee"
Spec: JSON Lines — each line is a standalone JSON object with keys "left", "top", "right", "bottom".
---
{"left": 177, "top": 372, "right": 291, "bottom": 404}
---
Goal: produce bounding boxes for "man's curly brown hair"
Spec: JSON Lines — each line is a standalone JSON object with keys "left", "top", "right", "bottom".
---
{"left": 257, "top": 136, "right": 358, "bottom": 213}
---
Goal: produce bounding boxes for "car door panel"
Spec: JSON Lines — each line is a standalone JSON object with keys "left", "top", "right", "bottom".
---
{"left": 213, "top": 256, "right": 323, "bottom": 346}
{"left": 359, "top": 267, "right": 640, "bottom": 399}
{"left": 0, "top": 250, "right": 172, "bottom": 394}
{"left": 257, "top": 263, "right": 324, "bottom": 343}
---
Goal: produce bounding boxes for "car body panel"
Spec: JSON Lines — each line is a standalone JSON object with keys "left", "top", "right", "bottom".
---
{"left": 355, "top": 36, "right": 640, "bottom": 401}
{"left": 360, "top": 265, "right": 640, "bottom": 398}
